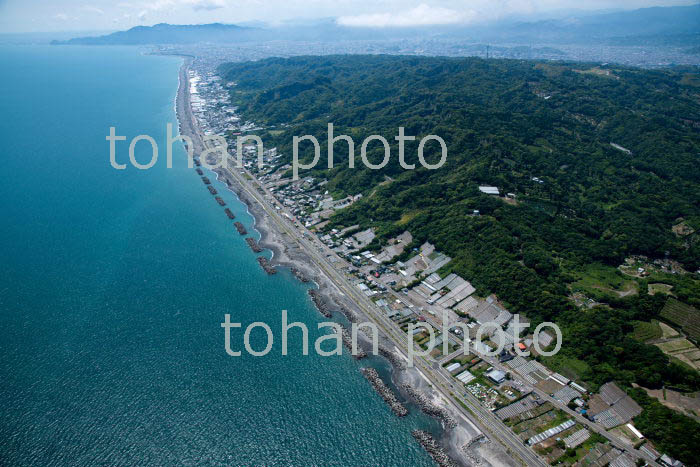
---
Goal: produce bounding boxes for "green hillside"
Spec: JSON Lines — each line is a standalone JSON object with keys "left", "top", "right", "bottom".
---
{"left": 219, "top": 56, "right": 700, "bottom": 393}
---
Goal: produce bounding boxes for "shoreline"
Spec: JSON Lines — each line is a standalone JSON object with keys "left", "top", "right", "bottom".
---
{"left": 174, "top": 57, "right": 514, "bottom": 467}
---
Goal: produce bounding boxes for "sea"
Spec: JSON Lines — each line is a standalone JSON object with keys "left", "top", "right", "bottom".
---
{"left": 0, "top": 45, "right": 439, "bottom": 466}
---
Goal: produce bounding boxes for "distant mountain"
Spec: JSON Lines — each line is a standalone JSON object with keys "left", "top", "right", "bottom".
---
{"left": 51, "top": 23, "right": 253, "bottom": 45}
{"left": 262, "top": 4, "right": 700, "bottom": 46}
{"left": 466, "top": 4, "right": 700, "bottom": 45}
{"left": 52, "top": 4, "right": 700, "bottom": 47}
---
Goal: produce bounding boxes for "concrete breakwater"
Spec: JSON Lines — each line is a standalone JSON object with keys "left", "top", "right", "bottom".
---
{"left": 361, "top": 368, "right": 408, "bottom": 417}
{"left": 307, "top": 289, "right": 332, "bottom": 318}
{"left": 245, "top": 237, "right": 262, "bottom": 253}
{"left": 378, "top": 346, "right": 407, "bottom": 371}
{"left": 290, "top": 267, "right": 309, "bottom": 283}
{"left": 336, "top": 325, "right": 367, "bottom": 359}
{"left": 257, "top": 257, "right": 276, "bottom": 274}
{"left": 224, "top": 208, "right": 235, "bottom": 220}
{"left": 234, "top": 221, "right": 247, "bottom": 235}
{"left": 176, "top": 64, "right": 475, "bottom": 467}
{"left": 412, "top": 430, "right": 458, "bottom": 467}
{"left": 402, "top": 384, "right": 457, "bottom": 429}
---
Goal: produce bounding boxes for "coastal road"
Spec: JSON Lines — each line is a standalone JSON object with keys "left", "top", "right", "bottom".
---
{"left": 179, "top": 62, "right": 546, "bottom": 467}
{"left": 223, "top": 161, "right": 546, "bottom": 467}
{"left": 212, "top": 151, "right": 547, "bottom": 467}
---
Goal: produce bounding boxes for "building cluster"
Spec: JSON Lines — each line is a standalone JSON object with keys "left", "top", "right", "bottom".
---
{"left": 587, "top": 383, "right": 643, "bottom": 429}
{"left": 191, "top": 64, "right": 686, "bottom": 467}
{"left": 187, "top": 69, "right": 246, "bottom": 138}
{"left": 157, "top": 37, "right": 700, "bottom": 74}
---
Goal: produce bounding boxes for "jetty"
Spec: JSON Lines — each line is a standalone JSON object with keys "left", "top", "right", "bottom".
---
{"left": 234, "top": 222, "right": 247, "bottom": 235}
{"left": 245, "top": 237, "right": 262, "bottom": 252}
{"left": 224, "top": 208, "right": 235, "bottom": 219}
{"left": 378, "top": 346, "right": 406, "bottom": 371}
{"left": 307, "top": 289, "right": 331, "bottom": 318}
{"left": 412, "top": 431, "right": 457, "bottom": 467}
{"left": 411, "top": 430, "right": 457, "bottom": 467}
{"left": 336, "top": 325, "right": 366, "bottom": 359}
{"left": 208, "top": 185, "right": 217, "bottom": 195}
{"left": 215, "top": 196, "right": 225, "bottom": 206}
{"left": 403, "top": 384, "right": 456, "bottom": 428}
{"left": 290, "top": 267, "right": 309, "bottom": 283}
{"left": 361, "top": 368, "right": 408, "bottom": 417}
{"left": 257, "top": 257, "right": 277, "bottom": 274}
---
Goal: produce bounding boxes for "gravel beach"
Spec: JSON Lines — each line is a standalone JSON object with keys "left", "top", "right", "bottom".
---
{"left": 174, "top": 57, "right": 516, "bottom": 467}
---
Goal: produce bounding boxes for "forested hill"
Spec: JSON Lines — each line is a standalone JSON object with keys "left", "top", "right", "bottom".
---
{"left": 220, "top": 54, "right": 700, "bottom": 463}
{"left": 221, "top": 55, "right": 700, "bottom": 378}
{"left": 221, "top": 55, "right": 699, "bottom": 275}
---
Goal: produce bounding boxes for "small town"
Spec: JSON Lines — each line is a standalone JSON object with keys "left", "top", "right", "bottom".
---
{"left": 187, "top": 65, "right": 692, "bottom": 467}
{"left": 4, "top": 2, "right": 700, "bottom": 467}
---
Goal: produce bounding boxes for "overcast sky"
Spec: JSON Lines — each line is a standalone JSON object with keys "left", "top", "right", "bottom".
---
{"left": 0, "top": 0, "right": 696, "bottom": 33}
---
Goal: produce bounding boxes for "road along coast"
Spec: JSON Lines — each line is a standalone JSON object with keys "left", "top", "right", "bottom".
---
{"left": 175, "top": 58, "right": 529, "bottom": 467}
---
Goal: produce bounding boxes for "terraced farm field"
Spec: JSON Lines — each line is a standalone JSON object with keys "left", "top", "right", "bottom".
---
{"left": 655, "top": 338, "right": 700, "bottom": 371}
{"left": 661, "top": 298, "right": 700, "bottom": 341}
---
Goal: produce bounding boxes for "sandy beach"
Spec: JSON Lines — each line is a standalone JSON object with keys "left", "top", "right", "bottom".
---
{"left": 174, "top": 57, "right": 516, "bottom": 467}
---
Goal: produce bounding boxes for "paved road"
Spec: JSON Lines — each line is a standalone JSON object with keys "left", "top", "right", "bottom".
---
{"left": 181, "top": 62, "right": 547, "bottom": 467}
{"left": 204, "top": 147, "right": 548, "bottom": 466}
{"left": 477, "top": 354, "right": 660, "bottom": 466}
{"left": 231, "top": 162, "right": 661, "bottom": 467}
{"left": 227, "top": 163, "right": 546, "bottom": 467}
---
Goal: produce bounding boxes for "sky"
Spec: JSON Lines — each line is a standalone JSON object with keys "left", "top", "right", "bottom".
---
{"left": 0, "top": 0, "right": 696, "bottom": 33}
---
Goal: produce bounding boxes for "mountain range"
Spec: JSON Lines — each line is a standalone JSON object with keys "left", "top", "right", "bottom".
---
{"left": 52, "top": 4, "right": 700, "bottom": 47}
{"left": 51, "top": 23, "right": 252, "bottom": 45}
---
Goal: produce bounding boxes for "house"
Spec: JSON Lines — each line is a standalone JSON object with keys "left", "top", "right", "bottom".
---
{"left": 610, "top": 142, "right": 632, "bottom": 155}
{"left": 478, "top": 186, "right": 500, "bottom": 196}
{"left": 499, "top": 349, "right": 514, "bottom": 363}
{"left": 553, "top": 385, "right": 582, "bottom": 404}
{"left": 456, "top": 370, "right": 476, "bottom": 384}
{"left": 486, "top": 369, "right": 507, "bottom": 384}
{"left": 590, "top": 382, "right": 642, "bottom": 429}
{"left": 659, "top": 454, "right": 684, "bottom": 467}
{"left": 640, "top": 442, "right": 660, "bottom": 461}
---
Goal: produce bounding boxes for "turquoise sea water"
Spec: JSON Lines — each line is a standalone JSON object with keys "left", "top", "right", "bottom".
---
{"left": 0, "top": 46, "right": 438, "bottom": 465}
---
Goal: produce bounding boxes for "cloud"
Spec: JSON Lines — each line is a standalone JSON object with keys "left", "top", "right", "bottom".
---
{"left": 132, "top": 0, "right": 226, "bottom": 12}
{"left": 54, "top": 13, "right": 69, "bottom": 20}
{"left": 337, "top": 3, "right": 475, "bottom": 27}
{"left": 82, "top": 5, "right": 105, "bottom": 15}
{"left": 189, "top": 0, "right": 227, "bottom": 11}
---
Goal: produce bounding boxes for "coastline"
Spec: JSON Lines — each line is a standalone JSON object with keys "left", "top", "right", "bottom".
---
{"left": 174, "top": 57, "right": 515, "bottom": 467}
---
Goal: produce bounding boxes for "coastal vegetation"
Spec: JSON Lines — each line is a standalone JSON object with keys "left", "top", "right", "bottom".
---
{"left": 219, "top": 55, "right": 700, "bottom": 462}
